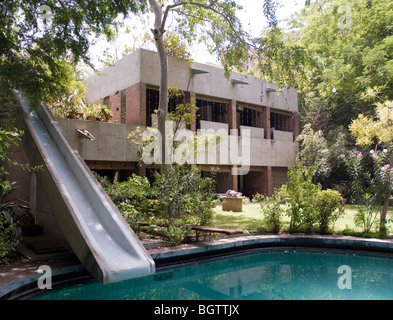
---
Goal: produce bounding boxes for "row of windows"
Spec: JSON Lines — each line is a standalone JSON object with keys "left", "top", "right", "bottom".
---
{"left": 113, "top": 88, "right": 293, "bottom": 132}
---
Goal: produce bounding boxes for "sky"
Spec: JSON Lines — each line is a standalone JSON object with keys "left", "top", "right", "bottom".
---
{"left": 192, "top": 0, "right": 306, "bottom": 63}
{"left": 88, "top": 0, "right": 306, "bottom": 68}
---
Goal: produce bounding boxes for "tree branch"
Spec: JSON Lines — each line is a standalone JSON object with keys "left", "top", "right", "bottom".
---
{"left": 162, "top": 1, "right": 224, "bottom": 31}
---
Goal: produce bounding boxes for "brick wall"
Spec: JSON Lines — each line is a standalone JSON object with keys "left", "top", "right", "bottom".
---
{"left": 109, "top": 91, "right": 121, "bottom": 123}
{"left": 108, "top": 83, "right": 147, "bottom": 126}
{"left": 227, "top": 100, "right": 237, "bottom": 130}
{"left": 126, "top": 82, "right": 147, "bottom": 126}
{"left": 261, "top": 166, "right": 273, "bottom": 196}
{"left": 262, "top": 106, "right": 271, "bottom": 139}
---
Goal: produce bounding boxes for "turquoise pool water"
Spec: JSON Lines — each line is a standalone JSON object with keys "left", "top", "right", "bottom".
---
{"left": 34, "top": 250, "right": 393, "bottom": 300}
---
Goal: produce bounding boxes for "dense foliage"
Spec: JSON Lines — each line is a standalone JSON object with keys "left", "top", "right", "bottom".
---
{"left": 257, "top": 162, "right": 344, "bottom": 235}
{"left": 0, "top": 0, "right": 146, "bottom": 108}
{"left": 295, "top": 0, "right": 393, "bottom": 130}
{"left": 96, "top": 165, "right": 216, "bottom": 244}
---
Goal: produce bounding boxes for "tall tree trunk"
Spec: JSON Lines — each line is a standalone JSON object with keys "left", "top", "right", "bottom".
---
{"left": 148, "top": 0, "right": 168, "bottom": 171}
{"left": 380, "top": 192, "right": 391, "bottom": 235}
{"left": 380, "top": 153, "right": 393, "bottom": 235}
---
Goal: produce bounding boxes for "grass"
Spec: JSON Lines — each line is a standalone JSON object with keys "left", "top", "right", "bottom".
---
{"left": 212, "top": 203, "right": 393, "bottom": 237}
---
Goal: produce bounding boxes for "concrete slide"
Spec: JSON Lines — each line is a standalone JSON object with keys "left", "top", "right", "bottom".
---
{"left": 15, "top": 91, "right": 155, "bottom": 284}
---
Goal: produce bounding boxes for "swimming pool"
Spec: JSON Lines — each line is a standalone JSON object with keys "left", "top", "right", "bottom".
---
{"left": 33, "top": 249, "right": 393, "bottom": 300}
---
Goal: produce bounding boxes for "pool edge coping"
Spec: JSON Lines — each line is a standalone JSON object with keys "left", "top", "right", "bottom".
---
{"left": 2, "top": 234, "right": 393, "bottom": 299}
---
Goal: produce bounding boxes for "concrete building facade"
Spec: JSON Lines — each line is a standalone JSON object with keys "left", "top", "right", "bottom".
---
{"left": 62, "top": 49, "right": 299, "bottom": 196}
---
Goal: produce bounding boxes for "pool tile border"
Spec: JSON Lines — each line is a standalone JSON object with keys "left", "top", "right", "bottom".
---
{"left": 2, "top": 234, "right": 393, "bottom": 299}
{"left": 149, "top": 234, "right": 393, "bottom": 264}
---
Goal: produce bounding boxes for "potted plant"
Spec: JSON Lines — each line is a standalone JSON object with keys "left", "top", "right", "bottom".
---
{"left": 100, "top": 104, "right": 113, "bottom": 122}
{"left": 84, "top": 100, "right": 113, "bottom": 122}
{"left": 84, "top": 103, "right": 101, "bottom": 121}
{"left": 48, "top": 88, "right": 85, "bottom": 119}
{"left": 66, "top": 105, "right": 80, "bottom": 119}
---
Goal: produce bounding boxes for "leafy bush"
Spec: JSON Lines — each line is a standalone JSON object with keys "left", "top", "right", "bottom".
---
{"left": 149, "top": 165, "right": 216, "bottom": 243}
{"left": 353, "top": 192, "right": 379, "bottom": 233}
{"left": 160, "top": 224, "right": 191, "bottom": 244}
{"left": 314, "top": 189, "right": 344, "bottom": 234}
{"left": 342, "top": 150, "right": 392, "bottom": 233}
{"left": 0, "top": 180, "right": 20, "bottom": 264}
{"left": 96, "top": 166, "right": 215, "bottom": 244}
{"left": 96, "top": 173, "right": 156, "bottom": 235}
{"left": 117, "top": 200, "right": 144, "bottom": 235}
{"left": 152, "top": 165, "right": 216, "bottom": 226}
{"left": 283, "top": 162, "right": 321, "bottom": 234}
{"left": 258, "top": 193, "right": 284, "bottom": 234}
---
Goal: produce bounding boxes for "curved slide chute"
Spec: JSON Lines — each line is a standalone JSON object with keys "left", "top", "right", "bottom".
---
{"left": 15, "top": 91, "right": 155, "bottom": 284}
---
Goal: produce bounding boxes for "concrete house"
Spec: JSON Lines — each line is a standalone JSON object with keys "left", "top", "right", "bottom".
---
{"left": 59, "top": 48, "right": 299, "bottom": 196}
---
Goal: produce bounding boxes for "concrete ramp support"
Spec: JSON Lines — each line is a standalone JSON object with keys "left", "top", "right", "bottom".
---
{"left": 15, "top": 91, "right": 155, "bottom": 284}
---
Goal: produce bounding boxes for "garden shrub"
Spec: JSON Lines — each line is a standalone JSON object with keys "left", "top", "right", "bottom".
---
{"left": 96, "top": 166, "right": 216, "bottom": 244}
{"left": 283, "top": 163, "right": 321, "bottom": 234}
{"left": 258, "top": 193, "right": 284, "bottom": 234}
{"left": 0, "top": 180, "right": 20, "bottom": 264}
{"left": 160, "top": 224, "right": 192, "bottom": 244}
{"left": 342, "top": 150, "right": 391, "bottom": 234}
{"left": 117, "top": 200, "right": 144, "bottom": 235}
{"left": 314, "top": 189, "right": 344, "bottom": 234}
{"left": 96, "top": 173, "right": 156, "bottom": 235}
{"left": 152, "top": 165, "right": 216, "bottom": 226}
{"left": 150, "top": 165, "right": 216, "bottom": 243}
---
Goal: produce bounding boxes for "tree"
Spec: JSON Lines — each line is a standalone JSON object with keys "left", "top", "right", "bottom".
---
{"left": 0, "top": 0, "right": 146, "bottom": 108}
{"left": 349, "top": 100, "right": 393, "bottom": 234}
{"left": 146, "top": 0, "right": 250, "bottom": 169}
{"left": 296, "top": 123, "right": 330, "bottom": 181}
{"left": 293, "top": 0, "right": 393, "bottom": 132}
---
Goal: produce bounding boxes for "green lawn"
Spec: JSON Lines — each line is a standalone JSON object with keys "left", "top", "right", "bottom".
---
{"left": 212, "top": 203, "right": 393, "bottom": 236}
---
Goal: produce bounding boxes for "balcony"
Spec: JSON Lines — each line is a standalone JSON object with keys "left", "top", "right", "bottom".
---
{"left": 58, "top": 118, "right": 298, "bottom": 169}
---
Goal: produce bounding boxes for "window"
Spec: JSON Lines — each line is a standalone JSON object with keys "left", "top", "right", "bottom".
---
{"left": 146, "top": 89, "right": 159, "bottom": 127}
{"left": 121, "top": 90, "right": 127, "bottom": 124}
{"left": 237, "top": 106, "right": 262, "bottom": 128}
{"left": 196, "top": 99, "right": 228, "bottom": 129}
{"left": 146, "top": 88, "right": 186, "bottom": 127}
{"left": 270, "top": 112, "right": 292, "bottom": 132}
